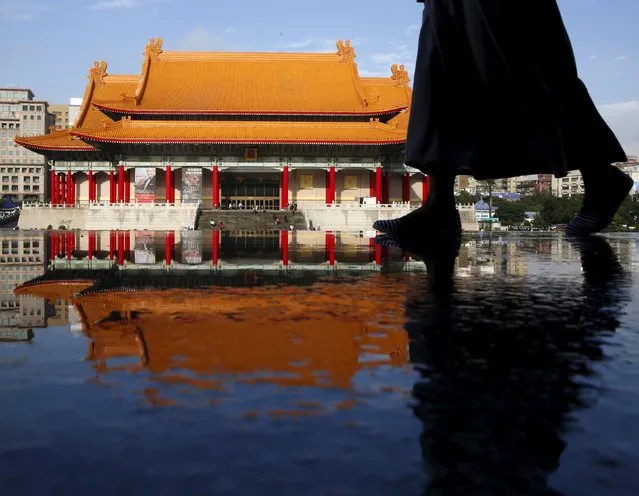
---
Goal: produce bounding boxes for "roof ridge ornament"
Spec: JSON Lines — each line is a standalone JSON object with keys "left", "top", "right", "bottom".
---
{"left": 89, "top": 61, "right": 108, "bottom": 84}
{"left": 144, "top": 37, "right": 163, "bottom": 61}
{"left": 391, "top": 64, "right": 410, "bottom": 88}
{"left": 121, "top": 116, "right": 132, "bottom": 127}
{"left": 336, "top": 40, "right": 356, "bottom": 63}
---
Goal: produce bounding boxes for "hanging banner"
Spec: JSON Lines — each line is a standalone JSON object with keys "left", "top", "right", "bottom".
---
{"left": 134, "top": 232, "right": 156, "bottom": 264}
{"left": 135, "top": 168, "right": 156, "bottom": 203}
{"left": 181, "top": 230, "right": 202, "bottom": 264}
{"left": 182, "top": 167, "right": 203, "bottom": 203}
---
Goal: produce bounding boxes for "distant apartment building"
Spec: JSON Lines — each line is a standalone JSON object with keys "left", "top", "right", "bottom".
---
{"left": 0, "top": 87, "right": 53, "bottom": 202}
{"left": 68, "top": 97, "right": 82, "bottom": 127}
{"left": 48, "top": 103, "right": 70, "bottom": 130}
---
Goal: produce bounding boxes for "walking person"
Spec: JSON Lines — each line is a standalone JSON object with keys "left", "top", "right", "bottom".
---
{"left": 374, "top": 0, "right": 631, "bottom": 238}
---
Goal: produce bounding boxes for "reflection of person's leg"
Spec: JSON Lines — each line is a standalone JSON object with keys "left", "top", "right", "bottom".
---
{"left": 373, "top": 172, "right": 460, "bottom": 237}
{"left": 567, "top": 165, "right": 633, "bottom": 235}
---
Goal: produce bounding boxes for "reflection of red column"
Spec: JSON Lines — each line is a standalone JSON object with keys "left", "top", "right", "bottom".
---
{"left": 88, "top": 171, "right": 94, "bottom": 202}
{"left": 165, "top": 232, "right": 172, "bottom": 265}
{"left": 118, "top": 165, "right": 125, "bottom": 203}
{"left": 281, "top": 166, "right": 289, "bottom": 208}
{"left": 280, "top": 230, "right": 289, "bottom": 266}
{"left": 212, "top": 165, "right": 220, "bottom": 207}
{"left": 117, "top": 231, "right": 125, "bottom": 266}
{"left": 369, "top": 170, "right": 375, "bottom": 198}
{"left": 325, "top": 231, "right": 335, "bottom": 266}
{"left": 422, "top": 175, "right": 430, "bottom": 205}
{"left": 124, "top": 170, "right": 130, "bottom": 203}
{"left": 375, "top": 244, "right": 382, "bottom": 266}
{"left": 375, "top": 167, "right": 383, "bottom": 204}
{"left": 124, "top": 231, "right": 130, "bottom": 257}
{"left": 109, "top": 230, "right": 116, "bottom": 260}
{"left": 165, "top": 166, "right": 172, "bottom": 204}
{"left": 109, "top": 171, "right": 115, "bottom": 204}
{"left": 212, "top": 230, "right": 220, "bottom": 266}
{"left": 88, "top": 231, "right": 95, "bottom": 260}
{"left": 49, "top": 233, "right": 56, "bottom": 260}
{"left": 66, "top": 232, "right": 73, "bottom": 260}
{"left": 402, "top": 172, "right": 411, "bottom": 203}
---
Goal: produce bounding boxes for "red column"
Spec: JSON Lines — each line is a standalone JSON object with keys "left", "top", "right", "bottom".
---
{"left": 66, "top": 170, "right": 72, "bottom": 205}
{"left": 212, "top": 230, "right": 220, "bottom": 266}
{"left": 382, "top": 172, "right": 390, "bottom": 204}
{"left": 403, "top": 172, "right": 411, "bottom": 203}
{"left": 165, "top": 166, "right": 172, "bottom": 204}
{"left": 369, "top": 170, "right": 375, "bottom": 198}
{"left": 281, "top": 166, "right": 289, "bottom": 208}
{"left": 280, "top": 230, "right": 289, "bottom": 266}
{"left": 109, "top": 230, "right": 116, "bottom": 260}
{"left": 124, "top": 170, "right": 131, "bottom": 203}
{"left": 422, "top": 174, "right": 430, "bottom": 205}
{"left": 165, "top": 232, "right": 172, "bottom": 265}
{"left": 171, "top": 169, "right": 176, "bottom": 204}
{"left": 325, "top": 167, "right": 336, "bottom": 204}
{"left": 325, "top": 231, "right": 335, "bottom": 266}
{"left": 109, "top": 171, "right": 115, "bottom": 204}
{"left": 212, "top": 166, "right": 220, "bottom": 207}
{"left": 59, "top": 174, "right": 66, "bottom": 205}
{"left": 88, "top": 171, "right": 94, "bottom": 202}
{"left": 49, "top": 170, "right": 56, "bottom": 204}
{"left": 117, "top": 165, "right": 125, "bottom": 203}
{"left": 375, "top": 167, "right": 383, "bottom": 204}
{"left": 69, "top": 171, "right": 75, "bottom": 205}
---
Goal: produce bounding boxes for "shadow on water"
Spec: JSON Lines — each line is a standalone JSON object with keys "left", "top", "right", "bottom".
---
{"left": 399, "top": 235, "right": 630, "bottom": 495}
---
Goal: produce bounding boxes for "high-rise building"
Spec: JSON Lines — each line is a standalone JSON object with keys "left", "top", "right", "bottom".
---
{"left": 48, "top": 104, "right": 70, "bottom": 130}
{"left": 0, "top": 87, "right": 53, "bottom": 202}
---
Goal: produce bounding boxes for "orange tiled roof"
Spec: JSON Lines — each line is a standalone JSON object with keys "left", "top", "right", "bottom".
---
{"left": 15, "top": 65, "right": 138, "bottom": 153}
{"left": 14, "top": 129, "right": 95, "bottom": 152}
{"left": 71, "top": 117, "right": 408, "bottom": 145}
{"left": 94, "top": 38, "right": 410, "bottom": 116}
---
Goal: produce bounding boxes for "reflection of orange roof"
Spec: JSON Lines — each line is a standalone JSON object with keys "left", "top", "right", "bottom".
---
{"left": 96, "top": 38, "right": 409, "bottom": 116}
{"left": 21, "top": 279, "right": 409, "bottom": 390}
{"left": 71, "top": 118, "right": 408, "bottom": 145}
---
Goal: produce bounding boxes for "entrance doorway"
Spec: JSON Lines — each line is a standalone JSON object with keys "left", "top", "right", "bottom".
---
{"left": 221, "top": 172, "right": 280, "bottom": 210}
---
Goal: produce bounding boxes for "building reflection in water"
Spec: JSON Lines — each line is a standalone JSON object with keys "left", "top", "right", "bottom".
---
{"left": 10, "top": 229, "right": 632, "bottom": 492}
{"left": 0, "top": 231, "right": 53, "bottom": 341}
{"left": 403, "top": 236, "right": 630, "bottom": 495}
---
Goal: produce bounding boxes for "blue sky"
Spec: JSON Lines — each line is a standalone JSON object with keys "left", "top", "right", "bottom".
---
{"left": 1, "top": 0, "right": 638, "bottom": 152}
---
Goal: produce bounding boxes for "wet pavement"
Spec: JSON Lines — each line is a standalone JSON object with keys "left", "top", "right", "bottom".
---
{"left": 1, "top": 231, "right": 639, "bottom": 495}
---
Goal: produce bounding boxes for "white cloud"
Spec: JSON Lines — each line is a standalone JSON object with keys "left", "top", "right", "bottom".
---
{"left": 224, "top": 26, "right": 237, "bottom": 34}
{"left": 370, "top": 44, "right": 413, "bottom": 65}
{"left": 89, "top": 0, "right": 137, "bottom": 9}
{"left": 0, "top": 0, "right": 50, "bottom": 21}
{"left": 614, "top": 54, "right": 628, "bottom": 61}
{"left": 599, "top": 101, "right": 639, "bottom": 155}
{"left": 588, "top": 55, "right": 596, "bottom": 60}
{"left": 87, "top": 0, "right": 171, "bottom": 10}
{"left": 405, "top": 24, "right": 420, "bottom": 36}
{"left": 177, "top": 26, "right": 228, "bottom": 51}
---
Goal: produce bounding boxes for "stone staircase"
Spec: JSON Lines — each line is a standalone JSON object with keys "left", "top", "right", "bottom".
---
{"left": 196, "top": 210, "right": 307, "bottom": 231}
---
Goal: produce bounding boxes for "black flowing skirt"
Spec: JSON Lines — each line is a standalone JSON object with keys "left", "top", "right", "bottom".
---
{"left": 405, "top": 0, "right": 627, "bottom": 179}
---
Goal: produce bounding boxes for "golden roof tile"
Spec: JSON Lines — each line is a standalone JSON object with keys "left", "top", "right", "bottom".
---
{"left": 70, "top": 118, "right": 408, "bottom": 145}
{"left": 95, "top": 38, "right": 409, "bottom": 116}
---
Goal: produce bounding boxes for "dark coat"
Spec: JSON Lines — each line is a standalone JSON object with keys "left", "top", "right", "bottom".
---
{"left": 405, "top": 0, "right": 627, "bottom": 179}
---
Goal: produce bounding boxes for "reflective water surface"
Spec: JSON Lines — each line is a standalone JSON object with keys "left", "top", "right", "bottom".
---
{"left": 1, "top": 230, "right": 639, "bottom": 495}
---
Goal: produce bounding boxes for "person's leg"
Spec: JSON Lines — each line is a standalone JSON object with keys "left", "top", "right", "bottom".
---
{"left": 372, "top": 171, "right": 459, "bottom": 235}
{"left": 566, "top": 165, "right": 633, "bottom": 235}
